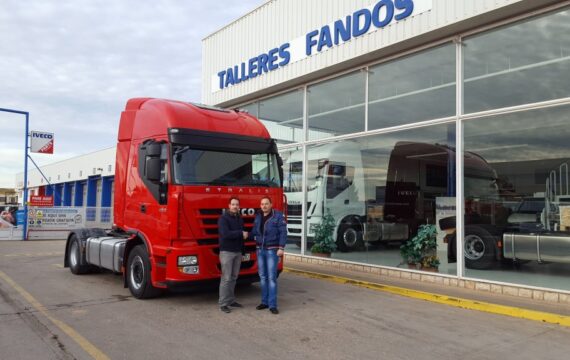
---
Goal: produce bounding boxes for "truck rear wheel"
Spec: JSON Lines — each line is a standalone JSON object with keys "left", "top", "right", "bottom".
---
{"left": 127, "top": 245, "right": 163, "bottom": 299}
{"left": 336, "top": 224, "right": 363, "bottom": 252}
{"left": 464, "top": 226, "right": 497, "bottom": 270}
{"left": 68, "top": 234, "right": 91, "bottom": 275}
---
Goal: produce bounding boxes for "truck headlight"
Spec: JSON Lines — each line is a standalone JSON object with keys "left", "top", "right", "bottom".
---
{"left": 178, "top": 256, "right": 198, "bottom": 266}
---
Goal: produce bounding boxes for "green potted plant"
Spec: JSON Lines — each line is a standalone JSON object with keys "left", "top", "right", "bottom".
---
{"left": 310, "top": 209, "right": 337, "bottom": 257}
{"left": 400, "top": 224, "right": 439, "bottom": 271}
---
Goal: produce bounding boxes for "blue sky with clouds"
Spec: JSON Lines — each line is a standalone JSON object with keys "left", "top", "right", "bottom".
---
{"left": 0, "top": 0, "right": 263, "bottom": 187}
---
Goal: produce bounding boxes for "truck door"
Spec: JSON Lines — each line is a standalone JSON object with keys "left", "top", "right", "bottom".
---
{"left": 136, "top": 141, "right": 170, "bottom": 243}
{"left": 326, "top": 163, "right": 359, "bottom": 218}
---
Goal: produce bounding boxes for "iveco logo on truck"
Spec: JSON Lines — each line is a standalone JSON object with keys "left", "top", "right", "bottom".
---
{"left": 222, "top": 208, "right": 257, "bottom": 216}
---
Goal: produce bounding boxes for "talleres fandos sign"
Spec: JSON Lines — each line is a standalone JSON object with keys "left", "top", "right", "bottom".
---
{"left": 30, "top": 131, "right": 54, "bottom": 154}
{"left": 212, "top": 0, "right": 432, "bottom": 92}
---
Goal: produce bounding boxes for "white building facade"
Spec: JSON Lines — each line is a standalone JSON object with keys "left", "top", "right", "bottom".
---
{"left": 202, "top": 0, "right": 570, "bottom": 294}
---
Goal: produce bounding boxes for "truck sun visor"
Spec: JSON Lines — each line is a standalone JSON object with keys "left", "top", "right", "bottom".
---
{"left": 168, "top": 128, "right": 277, "bottom": 154}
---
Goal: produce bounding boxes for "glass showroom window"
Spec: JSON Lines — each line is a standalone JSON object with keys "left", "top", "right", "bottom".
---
{"left": 258, "top": 90, "right": 304, "bottom": 144}
{"left": 303, "top": 123, "right": 457, "bottom": 275}
{"left": 368, "top": 44, "right": 456, "bottom": 130}
{"left": 281, "top": 146, "right": 304, "bottom": 254}
{"left": 239, "top": 102, "right": 258, "bottom": 117}
{"left": 464, "top": 7, "right": 570, "bottom": 114}
{"left": 308, "top": 71, "right": 365, "bottom": 141}
{"left": 462, "top": 104, "right": 570, "bottom": 291}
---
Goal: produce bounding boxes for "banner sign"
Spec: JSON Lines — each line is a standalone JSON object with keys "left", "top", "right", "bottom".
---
{"left": 30, "top": 131, "right": 54, "bottom": 154}
{"left": 28, "top": 208, "right": 85, "bottom": 229}
{"left": 29, "top": 195, "right": 54, "bottom": 207}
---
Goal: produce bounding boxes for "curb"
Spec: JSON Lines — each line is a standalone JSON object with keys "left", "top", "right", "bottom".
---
{"left": 284, "top": 267, "right": 570, "bottom": 327}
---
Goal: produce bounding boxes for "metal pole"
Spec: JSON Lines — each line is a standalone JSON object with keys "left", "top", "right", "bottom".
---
{"left": 23, "top": 113, "right": 29, "bottom": 240}
{"left": 0, "top": 107, "right": 30, "bottom": 240}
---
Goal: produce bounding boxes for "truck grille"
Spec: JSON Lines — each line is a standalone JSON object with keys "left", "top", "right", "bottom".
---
{"left": 196, "top": 208, "right": 255, "bottom": 243}
{"left": 287, "top": 202, "right": 310, "bottom": 216}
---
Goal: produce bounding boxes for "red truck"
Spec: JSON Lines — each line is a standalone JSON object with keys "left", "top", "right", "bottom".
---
{"left": 64, "top": 98, "right": 284, "bottom": 298}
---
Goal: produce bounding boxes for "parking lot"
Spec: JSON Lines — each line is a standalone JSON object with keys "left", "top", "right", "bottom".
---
{"left": 2, "top": 239, "right": 570, "bottom": 360}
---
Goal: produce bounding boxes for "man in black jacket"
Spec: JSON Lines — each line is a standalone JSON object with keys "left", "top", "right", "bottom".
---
{"left": 218, "top": 196, "right": 248, "bottom": 313}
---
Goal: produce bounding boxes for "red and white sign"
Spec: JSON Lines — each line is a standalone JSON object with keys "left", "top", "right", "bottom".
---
{"left": 30, "top": 131, "right": 54, "bottom": 154}
{"left": 29, "top": 195, "right": 54, "bottom": 207}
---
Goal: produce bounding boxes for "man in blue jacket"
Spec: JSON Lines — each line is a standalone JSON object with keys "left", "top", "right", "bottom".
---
{"left": 250, "top": 196, "right": 287, "bottom": 314}
{"left": 218, "top": 197, "right": 248, "bottom": 313}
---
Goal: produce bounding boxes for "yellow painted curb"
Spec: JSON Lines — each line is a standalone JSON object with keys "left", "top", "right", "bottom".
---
{"left": 0, "top": 270, "right": 110, "bottom": 360}
{"left": 283, "top": 267, "right": 570, "bottom": 327}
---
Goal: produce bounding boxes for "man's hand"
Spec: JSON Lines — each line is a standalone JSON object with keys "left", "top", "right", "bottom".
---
{"left": 242, "top": 231, "right": 249, "bottom": 240}
{"left": 277, "top": 249, "right": 284, "bottom": 257}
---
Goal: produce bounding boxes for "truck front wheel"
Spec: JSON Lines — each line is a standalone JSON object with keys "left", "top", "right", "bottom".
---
{"left": 127, "top": 245, "right": 162, "bottom": 299}
{"left": 336, "top": 224, "right": 363, "bottom": 252}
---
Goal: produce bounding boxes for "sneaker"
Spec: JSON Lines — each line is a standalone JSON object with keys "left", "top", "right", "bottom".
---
{"left": 229, "top": 302, "right": 243, "bottom": 308}
{"left": 220, "top": 306, "right": 231, "bottom": 313}
{"left": 256, "top": 304, "right": 269, "bottom": 310}
{"left": 270, "top": 308, "right": 279, "bottom": 315}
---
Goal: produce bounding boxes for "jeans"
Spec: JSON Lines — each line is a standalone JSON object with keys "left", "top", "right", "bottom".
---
{"left": 219, "top": 251, "right": 242, "bottom": 307}
{"left": 257, "top": 248, "right": 278, "bottom": 308}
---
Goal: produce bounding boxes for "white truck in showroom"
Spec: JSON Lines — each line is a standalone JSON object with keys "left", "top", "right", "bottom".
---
{"left": 283, "top": 141, "right": 421, "bottom": 252}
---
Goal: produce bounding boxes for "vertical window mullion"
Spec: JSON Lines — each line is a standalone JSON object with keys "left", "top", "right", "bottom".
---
{"left": 364, "top": 67, "right": 369, "bottom": 132}
{"left": 455, "top": 36, "right": 465, "bottom": 278}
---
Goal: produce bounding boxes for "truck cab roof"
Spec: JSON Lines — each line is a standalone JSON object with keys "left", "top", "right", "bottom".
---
{"left": 119, "top": 98, "right": 271, "bottom": 142}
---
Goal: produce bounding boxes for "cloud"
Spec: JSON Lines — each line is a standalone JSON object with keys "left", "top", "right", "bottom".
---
{"left": 0, "top": 0, "right": 264, "bottom": 187}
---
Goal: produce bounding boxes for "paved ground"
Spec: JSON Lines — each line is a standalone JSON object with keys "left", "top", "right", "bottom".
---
{"left": 1, "top": 239, "right": 570, "bottom": 360}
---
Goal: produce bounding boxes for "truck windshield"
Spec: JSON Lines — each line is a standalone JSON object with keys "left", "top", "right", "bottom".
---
{"left": 284, "top": 159, "right": 327, "bottom": 192}
{"left": 172, "top": 145, "right": 281, "bottom": 187}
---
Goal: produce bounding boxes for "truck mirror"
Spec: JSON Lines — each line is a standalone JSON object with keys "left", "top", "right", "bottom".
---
{"left": 146, "top": 143, "right": 162, "bottom": 157}
{"left": 146, "top": 158, "right": 162, "bottom": 182}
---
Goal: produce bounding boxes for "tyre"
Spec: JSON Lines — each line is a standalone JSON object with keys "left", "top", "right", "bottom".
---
{"left": 126, "top": 245, "right": 163, "bottom": 299}
{"left": 336, "top": 223, "right": 363, "bottom": 252}
{"left": 463, "top": 225, "right": 497, "bottom": 270}
{"left": 68, "top": 234, "right": 91, "bottom": 275}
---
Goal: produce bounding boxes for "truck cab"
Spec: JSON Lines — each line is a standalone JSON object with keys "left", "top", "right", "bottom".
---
{"left": 65, "top": 98, "right": 284, "bottom": 298}
{"left": 284, "top": 142, "right": 366, "bottom": 251}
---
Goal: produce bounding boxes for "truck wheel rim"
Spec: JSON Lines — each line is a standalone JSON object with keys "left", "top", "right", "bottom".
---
{"left": 464, "top": 235, "right": 485, "bottom": 261}
{"left": 70, "top": 241, "right": 78, "bottom": 267}
{"left": 130, "top": 256, "right": 144, "bottom": 290}
{"left": 343, "top": 228, "right": 358, "bottom": 247}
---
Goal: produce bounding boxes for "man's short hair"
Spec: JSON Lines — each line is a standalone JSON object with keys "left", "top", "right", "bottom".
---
{"left": 260, "top": 196, "right": 272, "bottom": 204}
{"left": 229, "top": 196, "right": 240, "bottom": 204}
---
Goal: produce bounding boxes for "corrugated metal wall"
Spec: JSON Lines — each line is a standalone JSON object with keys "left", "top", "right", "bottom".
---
{"left": 202, "top": 0, "right": 559, "bottom": 106}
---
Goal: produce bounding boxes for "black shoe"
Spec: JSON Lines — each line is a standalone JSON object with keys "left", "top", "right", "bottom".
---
{"left": 220, "top": 306, "right": 231, "bottom": 313}
{"left": 229, "top": 302, "right": 243, "bottom": 308}
{"left": 270, "top": 308, "right": 279, "bottom": 315}
{"left": 256, "top": 304, "right": 269, "bottom": 310}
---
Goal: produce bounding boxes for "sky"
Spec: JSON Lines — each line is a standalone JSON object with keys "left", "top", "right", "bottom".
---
{"left": 0, "top": 0, "right": 264, "bottom": 188}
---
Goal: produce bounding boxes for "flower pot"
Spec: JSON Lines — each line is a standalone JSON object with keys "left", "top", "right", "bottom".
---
{"left": 407, "top": 263, "right": 419, "bottom": 270}
{"left": 420, "top": 266, "right": 439, "bottom": 273}
{"left": 311, "top": 252, "right": 331, "bottom": 258}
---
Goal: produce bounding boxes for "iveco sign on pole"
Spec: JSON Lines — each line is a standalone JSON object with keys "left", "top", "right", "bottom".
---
{"left": 30, "top": 131, "right": 54, "bottom": 154}
{"left": 212, "top": 0, "right": 433, "bottom": 92}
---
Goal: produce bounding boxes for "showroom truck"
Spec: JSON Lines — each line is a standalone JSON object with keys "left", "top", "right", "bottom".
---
{"left": 283, "top": 140, "right": 507, "bottom": 256}
{"left": 447, "top": 160, "right": 570, "bottom": 269}
{"left": 64, "top": 98, "right": 284, "bottom": 298}
{"left": 284, "top": 141, "right": 463, "bottom": 252}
